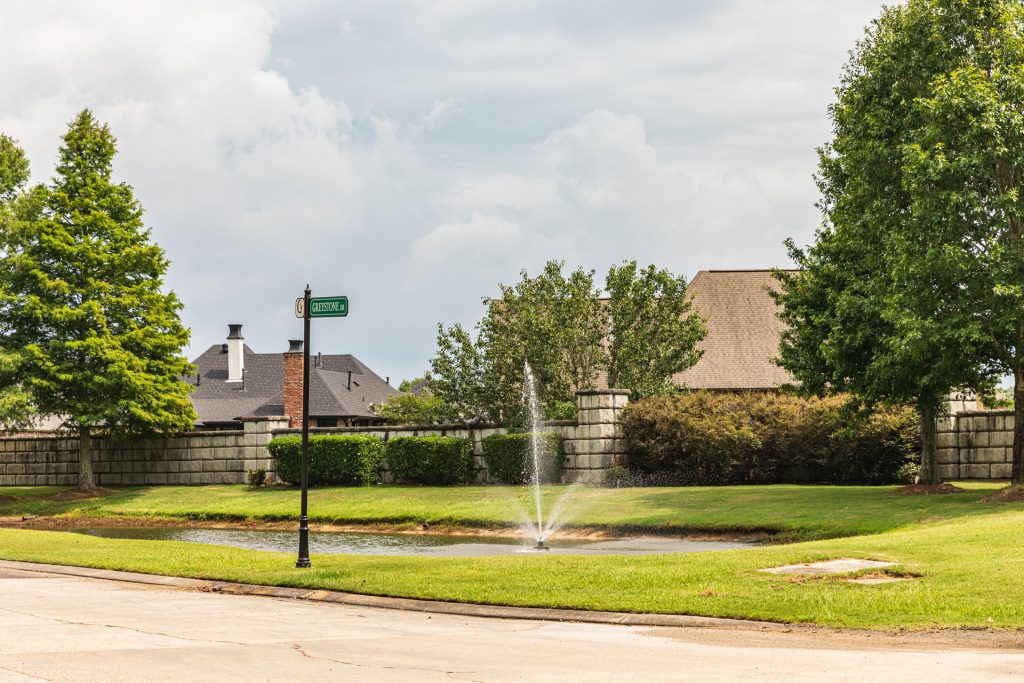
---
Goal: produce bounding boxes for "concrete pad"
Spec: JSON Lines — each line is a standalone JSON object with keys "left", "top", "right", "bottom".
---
{"left": 761, "top": 558, "right": 896, "bottom": 575}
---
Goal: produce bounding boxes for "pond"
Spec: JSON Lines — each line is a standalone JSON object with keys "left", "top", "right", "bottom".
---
{"left": 66, "top": 527, "right": 755, "bottom": 557}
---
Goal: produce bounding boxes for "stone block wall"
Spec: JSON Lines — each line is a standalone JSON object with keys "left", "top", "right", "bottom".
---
{"left": 0, "top": 416, "right": 286, "bottom": 487}
{"left": 936, "top": 409, "right": 1014, "bottom": 480}
{"left": 0, "top": 390, "right": 632, "bottom": 487}
{"left": 562, "top": 390, "right": 629, "bottom": 483}
{"left": 271, "top": 389, "right": 630, "bottom": 484}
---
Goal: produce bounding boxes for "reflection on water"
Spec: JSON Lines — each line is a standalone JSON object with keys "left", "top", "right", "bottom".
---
{"left": 65, "top": 527, "right": 754, "bottom": 557}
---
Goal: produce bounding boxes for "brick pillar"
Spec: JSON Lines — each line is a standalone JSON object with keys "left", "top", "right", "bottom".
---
{"left": 283, "top": 340, "right": 304, "bottom": 428}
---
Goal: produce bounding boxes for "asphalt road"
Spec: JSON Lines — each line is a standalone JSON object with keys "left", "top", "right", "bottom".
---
{"left": 1, "top": 567, "right": 1022, "bottom": 682}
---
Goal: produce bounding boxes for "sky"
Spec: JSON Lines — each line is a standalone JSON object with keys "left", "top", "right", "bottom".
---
{"left": 0, "top": 0, "right": 887, "bottom": 384}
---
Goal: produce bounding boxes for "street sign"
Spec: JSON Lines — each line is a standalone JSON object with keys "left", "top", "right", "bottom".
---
{"left": 293, "top": 287, "right": 348, "bottom": 570}
{"left": 308, "top": 296, "right": 348, "bottom": 318}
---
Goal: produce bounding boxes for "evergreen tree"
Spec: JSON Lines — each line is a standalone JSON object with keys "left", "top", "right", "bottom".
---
{"left": 0, "top": 135, "right": 37, "bottom": 429}
{"left": 0, "top": 111, "right": 196, "bottom": 489}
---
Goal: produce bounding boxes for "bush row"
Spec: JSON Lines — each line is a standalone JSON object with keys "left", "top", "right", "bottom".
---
{"left": 267, "top": 432, "right": 566, "bottom": 486}
{"left": 620, "top": 392, "right": 920, "bottom": 485}
{"left": 268, "top": 435, "right": 383, "bottom": 486}
{"left": 481, "top": 432, "right": 563, "bottom": 484}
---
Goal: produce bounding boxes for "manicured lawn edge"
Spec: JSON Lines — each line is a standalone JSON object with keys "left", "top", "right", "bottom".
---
{"left": 0, "top": 482, "right": 1010, "bottom": 541}
{"left": 4, "top": 507, "right": 1024, "bottom": 630}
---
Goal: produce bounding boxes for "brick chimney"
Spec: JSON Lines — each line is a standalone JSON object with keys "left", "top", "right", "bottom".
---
{"left": 283, "top": 339, "right": 304, "bottom": 428}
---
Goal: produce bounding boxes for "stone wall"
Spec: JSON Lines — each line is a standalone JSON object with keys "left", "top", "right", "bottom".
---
{"left": 0, "top": 416, "right": 286, "bottom": 487}
{"left": 936, "top": 409, "right": 1014, "bottom": 480}
{"left": 270, "top": 389, "right": 631, "bottom": 484}
{"left": 0, "top": 391, "right": 630, "bottom": 487}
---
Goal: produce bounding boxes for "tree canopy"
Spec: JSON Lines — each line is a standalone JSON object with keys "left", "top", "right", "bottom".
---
{"left": 428, "top": 260, "right": 705, "bottom": 426}
{"left": 774, "top": 0, "right": 1007, "bottom": 484}
{"left": 0, "top": 111, "right": 196, "bottom": 488}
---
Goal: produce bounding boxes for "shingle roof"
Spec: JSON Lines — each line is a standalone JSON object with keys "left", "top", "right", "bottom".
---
{"left": 674, "top": 270, "right": 795, "bottom": 390}
{"left": 187, "top": 343, "right": 398, "bottom": 426}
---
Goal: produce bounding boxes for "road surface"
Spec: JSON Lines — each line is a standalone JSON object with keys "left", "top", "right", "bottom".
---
{"left": 0, "top": 566, "right": 1022, "bottom": 681}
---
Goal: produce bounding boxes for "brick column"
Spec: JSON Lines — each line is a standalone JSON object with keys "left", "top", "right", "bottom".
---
{"left": 283, "top": 340, "right": 304, "bottom": 428}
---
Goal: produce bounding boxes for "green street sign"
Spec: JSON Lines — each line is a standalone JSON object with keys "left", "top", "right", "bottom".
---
{"left": 308, "top": 296, "right": 348, "bottom": 318}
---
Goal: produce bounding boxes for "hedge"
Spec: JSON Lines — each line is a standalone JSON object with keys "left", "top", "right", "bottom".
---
{"left": 620, "top": 392, "right": 919, "bottom": 485}
{"left": 482, "top": 432, "right": 563, "bottom": 484}
{"left": 268, "top": 435, "right": 383, "bottom": 486}
{"left": 384, "top": 436, "right": 474, "bottom": 485}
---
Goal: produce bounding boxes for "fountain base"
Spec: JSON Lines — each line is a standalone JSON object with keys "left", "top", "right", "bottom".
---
{"left": 534, "top": 540, "right": 550, "bottom": 551}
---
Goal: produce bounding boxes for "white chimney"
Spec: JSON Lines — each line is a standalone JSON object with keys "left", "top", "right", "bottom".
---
{"left": 226, "top": 324, "right": 244, "bottom": 382}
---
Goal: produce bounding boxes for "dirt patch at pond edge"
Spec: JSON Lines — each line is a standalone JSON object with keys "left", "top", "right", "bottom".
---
{"left": 0, "top": 514, "right": 767, "bottom": 543}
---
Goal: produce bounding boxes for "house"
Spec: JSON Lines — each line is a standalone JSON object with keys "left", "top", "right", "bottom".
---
{"left": 186, "top": 324, "right": 399, "bottom": 429}
{"left": 674, "top": 269, "right": 795, "bottom": 391}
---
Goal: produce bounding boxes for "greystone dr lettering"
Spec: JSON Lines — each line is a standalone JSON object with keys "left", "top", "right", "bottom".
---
{"left": 308, "top": 296, "right": 348, "bottom": 318}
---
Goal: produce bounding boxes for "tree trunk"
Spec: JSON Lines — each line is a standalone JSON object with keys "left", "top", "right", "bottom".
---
{"left": 78, "top": 425, "right": 96, "bottom": 491}
{"left": 1013, "top": 367, "right": 1024, "bottom": 485}
{"left": 918, "top": 401, "right": 940, "bottom": 486}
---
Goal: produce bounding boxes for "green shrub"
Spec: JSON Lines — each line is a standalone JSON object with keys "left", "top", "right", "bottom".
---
{"left": 385, "top": 436, "right": 474, "bottom": 485}
{"left": 621, "top": 392, "right": 919, "bottom": 485}
{"left": 482, "top": 432, "right": 563, "bottom": 484}
{"left": 268, "top": 435, "right": 383, "bottom": 486}
{"left": 246, "top": 468, "right": 267, "bottom": 487}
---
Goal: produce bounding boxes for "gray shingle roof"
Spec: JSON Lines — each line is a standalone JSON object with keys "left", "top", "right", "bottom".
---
{"left": 187, "top": 344, "right": 398, "bottom": 426}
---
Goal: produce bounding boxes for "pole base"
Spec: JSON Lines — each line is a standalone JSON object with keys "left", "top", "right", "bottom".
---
{"left": 295, "top": 558, "right": 312, "bottom": 568}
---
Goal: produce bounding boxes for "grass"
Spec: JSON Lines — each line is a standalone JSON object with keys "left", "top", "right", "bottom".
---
{"left": 0, "top": 482, "right": 1009, "bottom": 540}
{"left": 2, "top": 482, "right": 1023, "bottom": 629}
{"left": 3, "top": 508, "right": 1024, "bottom": 629}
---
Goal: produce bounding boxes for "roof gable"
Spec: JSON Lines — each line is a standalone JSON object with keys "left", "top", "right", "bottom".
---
{"left": 674, "top": 270, "right": 795, "bottom": 390}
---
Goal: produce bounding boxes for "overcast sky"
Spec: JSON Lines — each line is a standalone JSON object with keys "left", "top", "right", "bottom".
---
{"left": 1, "top": 0, "right": 887, "bottom": 384}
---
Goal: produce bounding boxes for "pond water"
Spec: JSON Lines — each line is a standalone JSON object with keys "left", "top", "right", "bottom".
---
{"left": 66, "top": 527, "right": 754, "bottom": 557}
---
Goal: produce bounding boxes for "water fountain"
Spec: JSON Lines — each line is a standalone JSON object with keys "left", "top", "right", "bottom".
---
{"left": 523, "top": 363, "right": 555, "bottom": 550}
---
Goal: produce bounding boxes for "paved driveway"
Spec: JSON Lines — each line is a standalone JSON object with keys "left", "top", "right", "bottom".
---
{"left": 1, "top": 566, "right": 1022, "bottom": 682}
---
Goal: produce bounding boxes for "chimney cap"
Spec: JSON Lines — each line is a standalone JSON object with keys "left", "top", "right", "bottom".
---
{"left": 227, "top": 324, "right": 244, "bottom": 340}
{"left": 286, "top": 339, "right": 304, "bottom": 354}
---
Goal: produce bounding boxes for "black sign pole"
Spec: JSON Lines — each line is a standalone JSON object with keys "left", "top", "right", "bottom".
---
{"left": 296, "top": 285, "right": 312, "bottom": 568}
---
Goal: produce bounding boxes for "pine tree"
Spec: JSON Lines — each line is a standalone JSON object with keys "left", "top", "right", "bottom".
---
{"left": 0, "top": 135, "right": 36, "bottom": 429}
{"left": 0, "top": 111, "right": 196, "bottom": 489}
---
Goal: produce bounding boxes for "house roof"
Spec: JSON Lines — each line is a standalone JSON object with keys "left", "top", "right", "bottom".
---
{"left": 187, "top": 344, "right": 398, "bottom": 425}
{"left": 674, "top": 270, "right": 795, "bottom": 390}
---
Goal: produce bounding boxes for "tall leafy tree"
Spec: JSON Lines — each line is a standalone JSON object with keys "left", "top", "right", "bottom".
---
{"left": 428, "top": 323, "right": 491, "bottom": 423}
{"left": 606, "top": 261, "right": 705, "bottom": 399}
{"left": 898, "top": 0, "right": 1024, "bottom": 483}
{"left": 0, "top": 111, "right": 196, "bottom": 490}
{"left": 478, "top": 261, "right": 607, "bottom": 423}
{"left": 774, "top": 0, "right": 993, "bottom": 485}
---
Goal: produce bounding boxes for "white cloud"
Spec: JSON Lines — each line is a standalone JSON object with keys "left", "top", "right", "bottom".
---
{"left": 0, "top": 0, "right": 887, "bottom": 381}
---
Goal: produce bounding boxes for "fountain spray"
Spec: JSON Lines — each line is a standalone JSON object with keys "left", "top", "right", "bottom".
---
{"left": 523, "top": 363, "right": 550, "bottom": 550}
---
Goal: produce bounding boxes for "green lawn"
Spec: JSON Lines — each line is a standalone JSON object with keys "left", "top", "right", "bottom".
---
{"left": 2, "top": 508, "right": 1024, "bottom": 629}
{"left": 2, "top": 482, "right": 1022, "bottom": 629}
{"left": 0, "top": 482, "right": 1009, "bottom": 540}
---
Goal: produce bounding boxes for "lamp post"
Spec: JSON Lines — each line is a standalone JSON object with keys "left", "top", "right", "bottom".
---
{"left": 293, "top": 287, "right": 348, "bottom": 569}
{"left": 296, "top": 285, "right": 312, "bottom": 568}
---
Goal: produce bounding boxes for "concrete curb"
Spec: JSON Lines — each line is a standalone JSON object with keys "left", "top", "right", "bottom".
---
{"left": 0, "top": 559, "right": 784, "bottom": 631}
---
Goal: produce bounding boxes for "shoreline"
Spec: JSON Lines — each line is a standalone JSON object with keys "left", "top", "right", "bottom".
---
{"left": 0, "top": 514, "right": 770, "bottom": 543}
